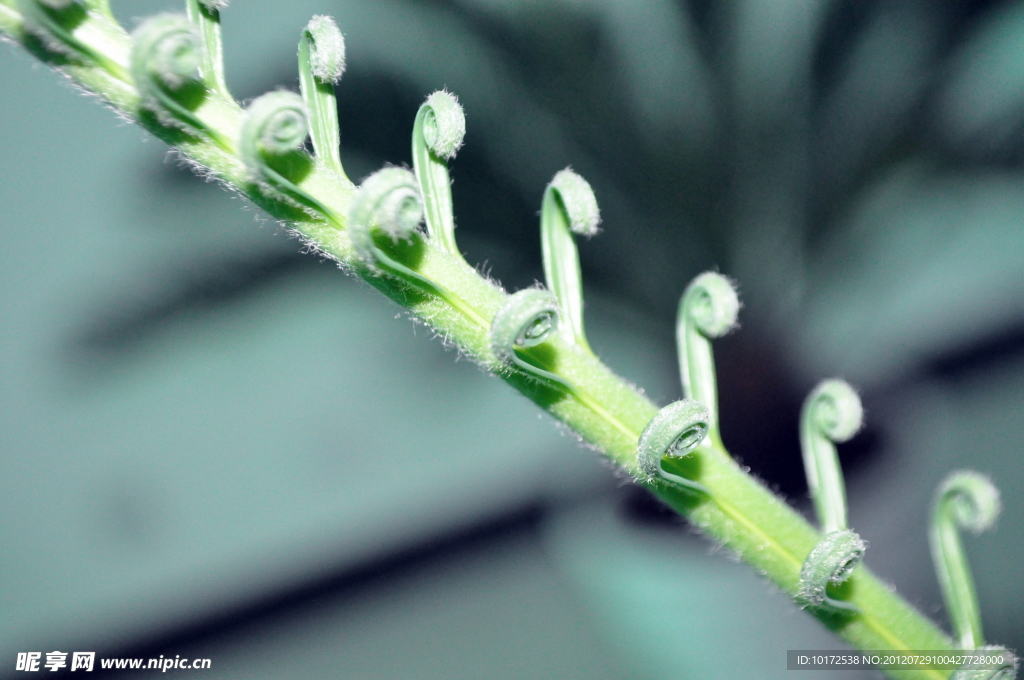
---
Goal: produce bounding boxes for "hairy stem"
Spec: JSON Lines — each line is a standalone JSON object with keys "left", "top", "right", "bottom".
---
{"left": 0, "top": 8, "right": 955, "bottom": 678}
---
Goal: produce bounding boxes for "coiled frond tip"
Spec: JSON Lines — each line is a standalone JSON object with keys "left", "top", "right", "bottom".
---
{"left": 797, "top": 530, "right": 866, "bottom": 612}
{"left": 349, "top": 167, "right": 424, "bottom": 268}
{"left": 805, "top": 379, "right": 863, "bottom": 444}
{"left": 682, "top": 272, "right": 740, "bottom": 339}
{"left": 421, "top": 90, "right": 466, "bottom": 160}
{"left": 549, "top": 168, "right": 600, "bottom": 236}
{"left": 636, "top": 399, "right": 710, "bottom": 488}
{"left": 950, "top": 646, "right": 1018, "bottom": 680}
{"left": 305, "top": 15, "right": 345, "bottom": 83}
{"left": 937, "top": 471, "right": 1001, "bottom": 535}
{"left": 490, "top": 289, "right": 560, "bottom": 366}
{"left": 131, "top": 14, "right": 201, "bottom": 92}
{"left": 240, "top": 91, "right": 309, "bottom": 171}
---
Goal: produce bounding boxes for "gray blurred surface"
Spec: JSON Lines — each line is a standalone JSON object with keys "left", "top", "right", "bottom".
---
{"left": 108, "top": 523, "right": 633, "bottom": 680}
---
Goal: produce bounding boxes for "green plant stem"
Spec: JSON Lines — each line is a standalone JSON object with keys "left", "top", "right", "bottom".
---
{"left": 185, "top": 0, "right": 229, "bottom": 96}
{"left": 0, "top": 9, "right": 955, "bottom": 678}
{"left": 931, "top": 504, "right": 983, "bottom": 651}
{"left": 297, "top": 29, "right": 344, "bottom": 177}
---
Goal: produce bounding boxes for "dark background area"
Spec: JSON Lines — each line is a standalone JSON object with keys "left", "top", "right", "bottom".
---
{"left": 2, "top": 0, "right": 1023, "bottom": 677}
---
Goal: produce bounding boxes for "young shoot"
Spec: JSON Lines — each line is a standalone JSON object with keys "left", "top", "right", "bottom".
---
{"left": 349, "top": 167, "right": 485, "bottom": 326}
{"left": 131, "top": 13, "right": 231, "bottom": 151}
{"left": 411, "top": 91, "right": 466, "bottom": 258}
{"left": 635, "top": 399, "right": 710, "bottom": 495}
{"left": 676, "top": 272, "right": 739, "bottom": 444}
{"left": 184, "top": 0, "right": 229, "bottom": 96}
{"left": 796, "top": 379, "right": 865, "bottom": 613}
{"left": 540, "top": 168, "right": 600, "bottom": 352}
{"left": 298, "top": 15, "right": 345, "bottom": 177}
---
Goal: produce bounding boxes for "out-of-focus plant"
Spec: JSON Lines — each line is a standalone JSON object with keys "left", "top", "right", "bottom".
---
{"left": 0, "top": 1, "right": 1019, "bottom": 678}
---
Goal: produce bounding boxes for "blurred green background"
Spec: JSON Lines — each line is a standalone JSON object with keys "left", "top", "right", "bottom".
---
{"left": 2, "top": 0, "right": 1023, "bottom": 678}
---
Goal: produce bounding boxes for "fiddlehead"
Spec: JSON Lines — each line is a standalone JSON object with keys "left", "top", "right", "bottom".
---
{"left": 797, "top": 379, "right": 865, "bottom": 613}
{"left": 800, "top": 379, "right": 862, "bottom": 533}
{"left": 490, "top": 289, "right": 573, "bottom": 391}
{"left": 797, "top": 529, "right": 866, "bottom": 612}
{"left": 185, "top": 0, "right": 229, "bottom": 96}
{"left": 412, "top": 90, "right": 466, "bottom": 257}
{"left": 930, "top": 471, "right": 1000, "bottom": 651}
{"left": 491, "top": 289, "right": 636, "bottom": 436}
{"left": 950, "top": 646, "right": 1018, "bottom": 680}
{"left": 676, "top": 272, "right": 739, "bottom": 442}
{"left": 130, "top": 14, "right": 230, "bottom": 150}
{"left": 239, "top": 91, "right": 342, "bottom": 225}
{"left": 541, "top": 168, "right": 600, "bottom": 352}
{"left": 349, "top": 168, "right": 483, "bottom": 324}
{"left": 17, "top": 0, "right": 127, "bottom": 79}
{"left": 636, "top": 399, "right": 710, "bottom": 495}
{"left": 298, "top": 15, "right": 345, "bottom": 177}
{"left": 349, "top": 167, "right": 423, "bottom": 267}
